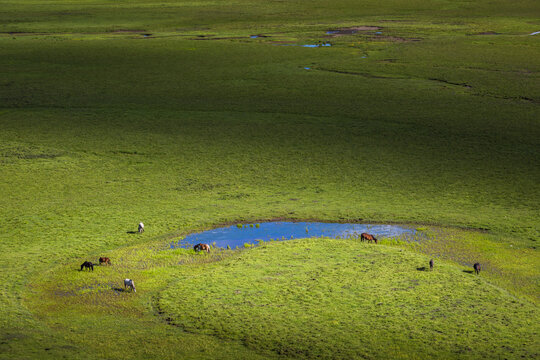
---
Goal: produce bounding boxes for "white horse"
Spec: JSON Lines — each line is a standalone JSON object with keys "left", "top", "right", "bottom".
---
{"left": 138, "top": 222, "right": 144, "bottom": 233}
{"left": 124, "top": 278, "right": 136, "bottom": 292}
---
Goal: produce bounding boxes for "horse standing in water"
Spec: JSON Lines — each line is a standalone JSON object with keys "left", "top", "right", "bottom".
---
{"left": 138, "top": 222, "right": 144, "bottom": 233}
{"left": 473, "top": 263, "right": 481, "bottom": 275}
{"left": 360, "top": 233, "right": 378, "bottom": 244}
{"left": 194, "top": 243, "right": 210, "bottom": 253}
{"left": 80, "top": 261, "right": 94, "bottom": 271}
{"left": 124, "top": 279, "right": 136, "bottom": 292}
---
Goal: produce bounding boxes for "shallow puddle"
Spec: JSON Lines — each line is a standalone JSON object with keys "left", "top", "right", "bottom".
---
{"left": 304, "top": 43, "right": 331, "bottom": 47}
{"left": 327, "top": 30, "right": 351, "bottom": 35}
{"left": 170, "top": 222, "right": 416, "bottom": 249}
{"left": 279, "top": 43, "right": 332, "bottom": 48}
{"left": 280, "top": 43, "right": 331, "bottom": 48}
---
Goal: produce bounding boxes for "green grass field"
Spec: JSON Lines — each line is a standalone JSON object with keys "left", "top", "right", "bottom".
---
{"left": 0, "top": 0, "right": 539, "bottom": 358}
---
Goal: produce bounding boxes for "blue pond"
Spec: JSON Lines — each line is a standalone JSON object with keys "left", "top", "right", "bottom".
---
{"left": 170, "top": 222, "right": 416, "bottom": 249}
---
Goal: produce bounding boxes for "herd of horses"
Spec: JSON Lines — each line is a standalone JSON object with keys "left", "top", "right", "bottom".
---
{"left": 77, "top": 228, "right": 482, "bottom": 294}
{"left": 80, "top": 257, "right": 110, "bottom": 271}
{"left": 79, "top": 257, "right": 136, "bottom": 292}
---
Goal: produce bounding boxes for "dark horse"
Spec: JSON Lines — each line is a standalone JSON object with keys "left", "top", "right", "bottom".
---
{"left": 473, "top": 263, "right": 481, "bottom": 275}
{"left": 80, "top": 261, "right": 94, "bottom": 271}
{"left": 360, "top": 233, "right": 378, "bottom": 244}
{"left": 194, "top": 243, "right": 210, "bottom": 253}
{"left": 99, "top": 257, "right": 111, "bottom": 266}
{"left": 429, "top": 259, "right": 434, "bottom": 271}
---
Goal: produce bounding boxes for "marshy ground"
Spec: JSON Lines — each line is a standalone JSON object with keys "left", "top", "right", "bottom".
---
{"left": 25, "top": 228, "right": 539, "bottom": 359}
{"left": 1, "top": 0, "right": 539, "bottom": 358}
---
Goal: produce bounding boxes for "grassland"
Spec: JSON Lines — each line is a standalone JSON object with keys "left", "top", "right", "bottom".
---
{"left": 0, "top": 0, "right": 539, "bottom": 358}
{"left": 160, "top": 238, "right": 538, "bottom": 359}
{"left": 23, "top": 236, "right": 538, "bottom": 359}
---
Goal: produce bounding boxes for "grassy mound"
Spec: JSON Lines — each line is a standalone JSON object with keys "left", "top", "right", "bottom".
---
{"left": 160, "top": 239, "right": 539, "bottom": 359}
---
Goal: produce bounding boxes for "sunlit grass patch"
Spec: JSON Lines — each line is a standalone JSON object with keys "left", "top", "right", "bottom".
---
{"left": 379, "top": 227, "right": 540, "bottom": 301}
{"left": 159, "top": 238, "right": 539, "bottom": 359}
{"left": 21, "top": 223, "right": 539, "bottom": 359}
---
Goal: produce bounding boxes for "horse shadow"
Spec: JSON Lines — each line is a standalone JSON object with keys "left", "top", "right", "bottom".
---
{"left": 462, "top": 270, "right": 475, "bottom": 274}
{"left": 416, "top": 266, "right": 428, "bottom": 271}
{"left": 126, "top": 231, "right": 137, "bottom": 234}
{"left": 112, "top": 287, "right": 127, "bottom": 292}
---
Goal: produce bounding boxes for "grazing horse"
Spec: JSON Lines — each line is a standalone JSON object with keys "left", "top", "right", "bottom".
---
{"left": 429, "top": 259, "right": 434, "bottom": 271}
{"left": 138, "top": 222, "right": 144, "bottom": 233}
{"left": 124, "top": 279, "right": 136, "bottom": 292}
{"left": 99, "top": 257, "right": 111, "bottom": 266}
{"left": 194, "top": 243, "right": 210, "bottom": 253}
{"left": 360, "top": 233, "right": 378, "bottom": 244}
{"left": 80, "top": 261, "right": 94, "bottom": 271}
{"left": 473, "top": 263, "right": 481, "bottom": 275}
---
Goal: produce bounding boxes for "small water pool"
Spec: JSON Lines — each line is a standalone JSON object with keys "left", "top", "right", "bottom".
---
{"left": 326, "top": 30, "right": 358, "bottom": 35}
{"left": 302, "top": 43, "right": 331, "bottom": 48}
{"left": 278, "top": 43, "right": 332, "bottom": 48}
{"left": 170, "top": 222, "right": 416, "bottom": 249}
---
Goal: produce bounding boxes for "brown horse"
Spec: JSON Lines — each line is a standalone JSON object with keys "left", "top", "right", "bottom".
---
{"left": 360, "top": 233, "right": 378, "bottom": 244}
{"left": 99, "top": 257, "right": 111, "bottom": 266}
{"left": 80, "top": 261, "right": 94, "bottom": 271}
{"left": 473, "top": 263, "right": 481, "bottom": 275}
{"left": 194, "top": 243, "right": 210, "bottom": 253}
{"left": 429, "top": 259, "right": 434, "bottom": 271}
